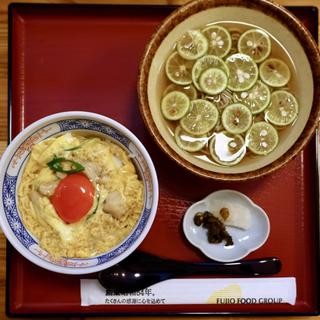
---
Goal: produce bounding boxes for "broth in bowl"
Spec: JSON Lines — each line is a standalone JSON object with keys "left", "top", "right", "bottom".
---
{"left": 160, "top": 22, "right": 299, "bottom": 168}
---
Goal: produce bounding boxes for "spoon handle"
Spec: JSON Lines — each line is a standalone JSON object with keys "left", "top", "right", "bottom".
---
{"left": 182, "top": 257, "right": 281, "bottom": 276}
{"left": 124, "top": 251, "right": 281, "bottom": 276}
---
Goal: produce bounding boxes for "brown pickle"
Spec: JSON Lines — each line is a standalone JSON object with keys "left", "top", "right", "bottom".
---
{"left": 193, "top": 211, "right": 233, "bottom": 246}
{"left": 219, "top": 207, "right": 230, "bottom": 220}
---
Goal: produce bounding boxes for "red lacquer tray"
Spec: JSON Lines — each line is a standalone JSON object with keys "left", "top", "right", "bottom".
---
{"left": 6, "top": 3, "right": 320, "bottom": 317}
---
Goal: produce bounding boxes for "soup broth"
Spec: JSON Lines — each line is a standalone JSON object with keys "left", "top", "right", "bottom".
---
{"left": 161, "top": 22, "right": 298, "bottom": 167}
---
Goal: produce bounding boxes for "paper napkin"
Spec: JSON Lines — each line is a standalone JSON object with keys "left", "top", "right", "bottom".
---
{"left": 81, "top": 277, "right": 296, "bottom": 306}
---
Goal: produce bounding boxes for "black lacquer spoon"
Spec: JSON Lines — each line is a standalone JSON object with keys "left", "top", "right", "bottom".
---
{"left": 98, "top": 251, "right": 281, "bottom": 293}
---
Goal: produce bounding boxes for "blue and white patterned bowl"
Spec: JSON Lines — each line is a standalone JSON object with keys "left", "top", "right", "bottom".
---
{"left": 0, "top": 111, "right": 159, "bottom": 274}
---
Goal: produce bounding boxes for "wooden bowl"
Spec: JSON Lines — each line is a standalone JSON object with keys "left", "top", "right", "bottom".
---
{"left": 138, "top": 0, "right": 320, "bottom": 181}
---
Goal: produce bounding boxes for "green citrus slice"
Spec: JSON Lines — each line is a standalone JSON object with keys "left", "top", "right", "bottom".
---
{"left": 264, "top": 90, "right": 298, "bottom": 126}
{"left": 161, "top": 91, "right": 190, "bottom": 120}
{"left": 202, "top": 25, "right": 232, "bottom": 58}
{"left": 163, "top": 83, "right": 197, "bottom": 100}
{"left": 246, "top": 121, "right": 279, "bottom": 155}
{"left": 225, "top": 53, "right": 258, "bottom": 92}
{"left": 238, "top": 29, "right": 271, "bottom": 63}
{"left": 199, "top": 68, "right": 228, "bottom": 95}
{"left": 180, "top": 99, "right": 219, "bottom": 135}
{"left": 192, "top": 54, "right": 229, "bottom": 91}
{"left": 259, "top": 58, "right": 291, "bottom": 87}
{"left": 233, "top": 80, "right": 271, "bottom": 114}
{"left": 222, "top": 103, "right": 253, "bottom": 134}
{"left": 165, "top": 51, "right": 194, "bottom": 85}
{"left": 174, "top": 125, "right": 208, "bottom": 152}
{"left": 209, "top": 131, "right": 246, "bottom": 166}
{"left": 177, "top": 30, "right": 208, "bottom": 60}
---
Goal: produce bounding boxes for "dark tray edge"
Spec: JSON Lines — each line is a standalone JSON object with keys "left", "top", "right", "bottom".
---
{"left": 5, "top": 2, "right": 320, "bottom": 317}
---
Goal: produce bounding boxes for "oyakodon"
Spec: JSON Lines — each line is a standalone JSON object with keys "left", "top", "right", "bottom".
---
{"left": 18, "top": 132, "right": 144, "bottom": 258}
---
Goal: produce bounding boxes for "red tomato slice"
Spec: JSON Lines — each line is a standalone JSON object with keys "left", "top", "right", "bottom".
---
{"left": 50, "top": 173, "right": 94, "bottom": 223}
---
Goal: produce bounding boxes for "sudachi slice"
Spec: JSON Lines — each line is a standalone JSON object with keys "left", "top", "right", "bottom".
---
{"left": 222, "top": 103, "right": 253, "bottom": 134}
{"left": 199, "top": 68, "right": 228, "bottom": 95}
{"left": 264, "top": 90, "right": 298, "bottom": 126}
{"left": 180, "top": 99, "right": 219, "bottom": 135}
{"left": 175, "top": 125, "right": 208, "bottom": 152}
{"left": 202, "top": 25, "right": 232, "bottom": 58}
{"left": 192, "top": 54, "right": 229, "bottom": 91}
{"left": 246, "top": 121, "right": 279, "bottom": 155}
{"left": 165, "top": 51, "right": 194, "bottom": 85}
{"left": 163, "top": 83, "right": 198, "bottom": 100}
{"left": 238, "top": 29, "right": 271, "bottom": 63}
{"left": 259, "top": 58, "right": 291, "bottom": 87}
{"left": 225, "top": 53, "right": 258, "bottom": 92}
{"left": 209, "top": 131, "right": 246, "bottom": 166}
{"left": 177, "top": 30, "right": 208, "bottom": 60}
{"left": 233, "top": 80, "right": 271, "bottom": 114}
{"left": 161, "top": 91, "right": 190, "bottom": 120}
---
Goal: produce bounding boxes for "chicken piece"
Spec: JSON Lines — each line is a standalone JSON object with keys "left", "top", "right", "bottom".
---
{"left": 78, "top": 160, "right": 102, "bottom": 182}
{"left": 103, "top": 191, "right": 126, "bottom": 219}
{"left": 112, "top": 155, "right": 123, "bottom": 168}
{"left": 38, "top": 181, "right": 59, "bottom": 197}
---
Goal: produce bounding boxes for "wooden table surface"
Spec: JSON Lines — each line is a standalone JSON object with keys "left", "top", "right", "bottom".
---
{"left": 0, "top": 0, "right": 319, "bottom": 319}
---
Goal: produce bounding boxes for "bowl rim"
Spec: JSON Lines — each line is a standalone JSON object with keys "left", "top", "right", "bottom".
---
{"left": 0, "top": 111, "right": 159, "bottom": 274}
{"left": 138, "top": 0, "right": 320, "bottom": 181}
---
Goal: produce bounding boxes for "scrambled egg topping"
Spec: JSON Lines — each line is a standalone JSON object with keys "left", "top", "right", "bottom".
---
{"left": 18, "top": 132, "right": 144, "bottom": 258}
